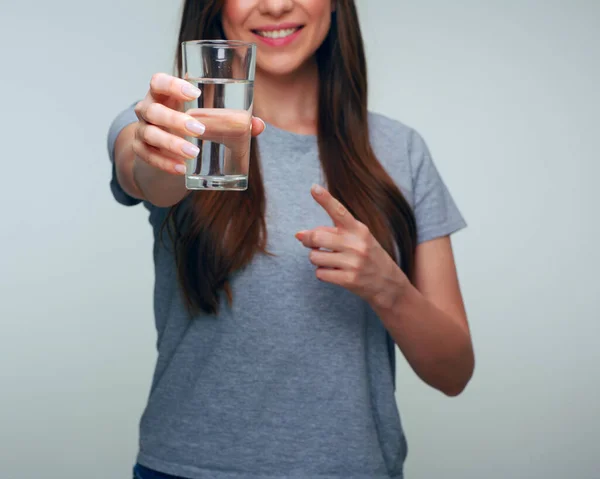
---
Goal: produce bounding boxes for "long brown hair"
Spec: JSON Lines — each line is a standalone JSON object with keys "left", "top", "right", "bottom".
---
{"left": 168, "top": 0, "right": 417, "bottom": 315}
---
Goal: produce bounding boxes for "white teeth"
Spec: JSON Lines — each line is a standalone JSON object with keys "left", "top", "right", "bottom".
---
{"left": 256, "top": 28, "right": 299, "bottom": 39}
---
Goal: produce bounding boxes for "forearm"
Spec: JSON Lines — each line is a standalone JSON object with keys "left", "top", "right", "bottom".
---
{"left": 114, "top": 123, "right": 188, "bottom": 207}
{"left": 373, "top": 274, "right": 474, "bottom": 396}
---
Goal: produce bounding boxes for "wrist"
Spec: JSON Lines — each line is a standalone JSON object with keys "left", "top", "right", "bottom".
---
{"left": 370, "top": 262, "right": 411, "bottom": 316}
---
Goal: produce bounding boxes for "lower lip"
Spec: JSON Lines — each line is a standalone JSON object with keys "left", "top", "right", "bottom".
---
{"left": 252, "top": 28, "right": 303, "bottom": 47}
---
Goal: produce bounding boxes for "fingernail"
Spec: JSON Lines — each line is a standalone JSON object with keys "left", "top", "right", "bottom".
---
{"left": 312, "top": 184, "right": 324, "bottom": 195}
{"left": 257, "top": 117, "right": 266, "bottom": 130}
{"left": 174, "top": 164, "right": 186, "bottom": 174}
{"left": 182, "top": 84, "right": 201, "bottom": 99}
{"left": 182, "top": 143, "right": 200, "bottom": 158}
{"left": 186, "top": 119, "right": 205, "bottom": 135}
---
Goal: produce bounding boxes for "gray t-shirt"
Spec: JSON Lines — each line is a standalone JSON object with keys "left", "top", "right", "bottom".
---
{"left": 107, "top": 106, "right": 466, "bottom": 479}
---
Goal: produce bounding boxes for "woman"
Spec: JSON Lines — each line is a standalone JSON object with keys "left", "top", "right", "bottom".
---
{"left": 107, "top": 1, "right": 474, "bottom": 478}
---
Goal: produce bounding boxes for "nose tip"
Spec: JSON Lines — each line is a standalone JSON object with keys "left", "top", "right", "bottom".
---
{"left": 258, "top": 0, "right": 294, "bottom": 17}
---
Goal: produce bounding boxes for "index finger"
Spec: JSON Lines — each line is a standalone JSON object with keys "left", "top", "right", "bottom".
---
{"left": 310, "top": 184, "right": 357, "bottom": 229}
{"left": 150, "top": 73, "right": 201, "bottom": 101}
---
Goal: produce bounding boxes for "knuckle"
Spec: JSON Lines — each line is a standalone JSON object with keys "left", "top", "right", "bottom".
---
{"left": 351, "top": 253, "right": 365, "bottom": 269}
{"left": 167, "top": 137, "right": 180, "bottom": 154}
{"left": 356, "top": 222, "right": 369, "bottom": 235}
{"left": 346, "top": 271, "right": 359, "bottom": 285}
{"left": 303, "top": 232, "right": 313, "bottom": 246}
{"left": 135, "top": 123, "right": 145, "bottom": 142}
{"left": 131, "top": 139, "right": 142, "bottom": 157}
{"left": 132, "top": 140, "right": 147, "bottom": 162}
{"left": 140, "top": 125, "right": 152, "bottom": 144}
{"left": 355, "top": 243, "right": 369, "bottom": 258}
{"left": 168, "top": 76, "right": 178, "bottom": 93}
{"left": 146, "top": 150, "right": 162, "bottom": 168}
{"left": 335, "top": 202, "right": 347, "bottom": 218}
{"left": 170, "top": 110, "right": 184, "bottom": 130}
{"left": 150, "top": 73, "right": 163, "bottom": 90}
{"left": 146, "top": 102, "right": 161, "bottom": 122}
{"left": 134, "top": 101, "right": 144, "bottom": 119}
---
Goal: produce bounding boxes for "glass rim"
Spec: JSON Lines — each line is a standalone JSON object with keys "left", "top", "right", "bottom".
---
{"left": 181, "top": 39, "right": 256, "bottom": 49}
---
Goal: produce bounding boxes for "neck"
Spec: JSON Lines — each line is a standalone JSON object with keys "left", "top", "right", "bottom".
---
{"left": 253, "top": 59, "right": 320, "bottom": 135}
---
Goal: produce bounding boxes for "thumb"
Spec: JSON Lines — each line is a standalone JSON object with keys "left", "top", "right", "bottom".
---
{"left": 250, "top": 117, "right": 266, "bottom": 137}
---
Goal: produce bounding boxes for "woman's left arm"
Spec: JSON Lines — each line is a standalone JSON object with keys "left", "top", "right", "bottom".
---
{"left": 374, "top": 236, "right": 474, "bottom": 397}
{"left": 297, "top": 184, "right": 474, "bottom": 397}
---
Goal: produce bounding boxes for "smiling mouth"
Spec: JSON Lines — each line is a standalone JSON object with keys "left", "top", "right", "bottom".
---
{"left": 252, "top": 27, "right": 303, "bottom": 39}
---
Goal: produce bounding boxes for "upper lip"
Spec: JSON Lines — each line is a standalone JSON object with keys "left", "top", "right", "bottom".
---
{"left": 252, "top": 23, "right": 304, "bottom": 32}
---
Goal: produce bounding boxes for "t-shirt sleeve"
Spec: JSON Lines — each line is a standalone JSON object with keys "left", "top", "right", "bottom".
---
{"left": 408, "top": 129, "right": 467, "bottom": 244}
{"left": 107, "top": 103, "right": 141, "bottom": 206}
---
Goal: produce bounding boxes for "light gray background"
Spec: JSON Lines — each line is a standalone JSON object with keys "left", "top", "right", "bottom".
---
{"left": 1, "top": 1, "right": 598, "bottom": 478}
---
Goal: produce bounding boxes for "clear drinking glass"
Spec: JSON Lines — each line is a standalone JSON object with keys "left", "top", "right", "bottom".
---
{"left": 181, "top": 40, "right": 257, "bottom": 190}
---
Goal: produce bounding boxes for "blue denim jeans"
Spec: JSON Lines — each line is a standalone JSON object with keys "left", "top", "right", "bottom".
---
{"left": 133, "top": 463, "right": 187, "bottom": 479}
